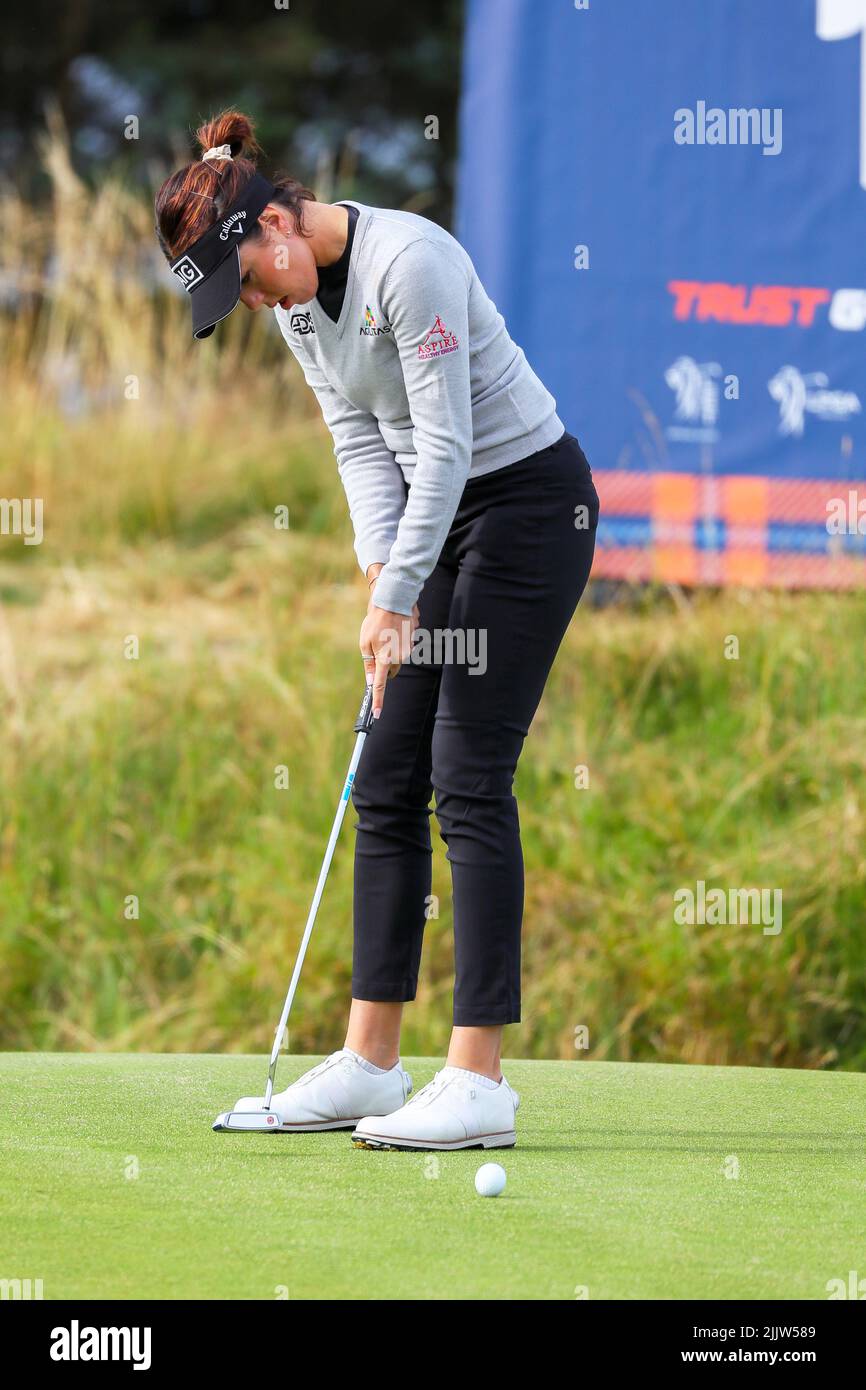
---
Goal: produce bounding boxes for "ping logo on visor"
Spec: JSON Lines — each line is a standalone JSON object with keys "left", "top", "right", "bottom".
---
{"left": 172, "top": 255, "right": 204, "bottom": 292}
{"left": 166, "top": 172, "right": 277, "bottom": 339}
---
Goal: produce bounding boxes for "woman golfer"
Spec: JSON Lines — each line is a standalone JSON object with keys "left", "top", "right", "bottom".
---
{"left": 156, "top": 112, "right": 599, "bottom": 1150}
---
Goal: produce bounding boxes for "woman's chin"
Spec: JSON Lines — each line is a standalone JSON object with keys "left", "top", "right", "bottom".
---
{"left": 278, "top": 282, "right": 316, "bottom": 310}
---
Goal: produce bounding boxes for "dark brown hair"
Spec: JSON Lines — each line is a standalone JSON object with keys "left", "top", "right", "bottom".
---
{"left": 154, "top": 109, "right": 316, "bottom": 261}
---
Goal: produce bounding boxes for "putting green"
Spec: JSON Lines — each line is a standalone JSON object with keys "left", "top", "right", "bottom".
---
{"left": 2, "top": 1053, "right": 863, "bottom": 1300}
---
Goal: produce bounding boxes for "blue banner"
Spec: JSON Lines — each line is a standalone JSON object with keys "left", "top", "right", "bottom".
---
{"left": 456, "top": 0, "right": 866, "bottom": 586}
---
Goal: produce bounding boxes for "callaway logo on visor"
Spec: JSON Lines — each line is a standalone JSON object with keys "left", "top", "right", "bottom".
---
{"left": 167, "top": 172, "right": 277, "bottom": 339}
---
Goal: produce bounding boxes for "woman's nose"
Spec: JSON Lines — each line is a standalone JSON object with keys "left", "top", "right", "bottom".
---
{"left": 242, "top": 288, "right": 265, "bottom": 311}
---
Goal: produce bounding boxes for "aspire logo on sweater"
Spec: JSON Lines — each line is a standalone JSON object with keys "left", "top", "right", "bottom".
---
{"left": 360, "top": 304, "right": 392, "bottom": 336}
{"left": 418, "top": 314, "right": 459, "bottom": 358}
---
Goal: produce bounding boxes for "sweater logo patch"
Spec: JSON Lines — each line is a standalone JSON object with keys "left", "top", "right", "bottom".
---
{"left": 290, "top": 311, "right": 316, "bottom": 335}
{"left": 360, "top": 304, "right": 392, "bottom": 336}
{"left": 418, "top": 314, "right": 460, "bottom": 359}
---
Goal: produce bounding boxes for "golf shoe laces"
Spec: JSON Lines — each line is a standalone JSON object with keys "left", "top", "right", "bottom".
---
{"left": 404, "top": 1070, "right": 476, "bottom": 1109}
{"left": 294, "top": 1050, "right": 352, "bottom": 1086}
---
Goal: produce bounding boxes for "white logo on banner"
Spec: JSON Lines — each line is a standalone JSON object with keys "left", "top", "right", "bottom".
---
{"left": 829, "top": 287, "right": 866, "bottom": 328}
{"left": 817, "top": 0, "right": 866, "bottom": 188}
{"left": 664, "top": 356, "right": 721, "bottom": 441}
{"left": 768, "top": 365, "right": 861, "bottom": 435}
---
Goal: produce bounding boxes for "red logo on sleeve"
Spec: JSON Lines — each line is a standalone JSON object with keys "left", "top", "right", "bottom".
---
{"left": 418, "top": 314, "right": 460, "bottom": 358}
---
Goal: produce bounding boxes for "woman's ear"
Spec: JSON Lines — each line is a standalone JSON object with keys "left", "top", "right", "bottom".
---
{"left": 259, "top": 203, "right": 293, "bottom": 238}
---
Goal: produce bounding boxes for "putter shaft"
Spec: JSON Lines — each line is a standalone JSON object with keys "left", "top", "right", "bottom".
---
{"left": 263, "top": 685, "right": 376, "bottom": 1110}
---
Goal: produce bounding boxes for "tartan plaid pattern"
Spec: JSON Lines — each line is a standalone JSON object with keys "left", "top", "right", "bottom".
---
{"left": 593, "top": 471, "right": 866, "bottom": 589}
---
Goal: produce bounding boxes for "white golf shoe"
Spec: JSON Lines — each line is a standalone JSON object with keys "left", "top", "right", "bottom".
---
{"left": 352, "top": 1066, "right": 519, "bottom": 1150}
{"left": 231, "top": 1049, "right": 413, "bottom": 1132}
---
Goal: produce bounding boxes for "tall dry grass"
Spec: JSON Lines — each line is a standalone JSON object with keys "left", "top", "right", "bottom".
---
{"left": 1, "top": 123, "right": 865, "bottom": 1067}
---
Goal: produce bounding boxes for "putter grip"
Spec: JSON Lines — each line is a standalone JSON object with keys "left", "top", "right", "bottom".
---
{"left": 353, "top": 682, "right": 376, "bottom": 733}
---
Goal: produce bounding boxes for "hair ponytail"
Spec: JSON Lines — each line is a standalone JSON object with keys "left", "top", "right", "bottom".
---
{"left": 154, "top": 109, "right": 316, "bottom": 261}
{"left": 195, "top": 109, "right": 260, "bottom": 164}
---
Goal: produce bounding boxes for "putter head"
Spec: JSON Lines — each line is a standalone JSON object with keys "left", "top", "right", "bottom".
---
{"left": 212, "top": 1109, "right": 283, "bottom": 1132}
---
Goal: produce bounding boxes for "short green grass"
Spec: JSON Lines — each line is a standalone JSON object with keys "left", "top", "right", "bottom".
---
{"left": 2, "top": 1053, "right": 863, "bottom": 1300}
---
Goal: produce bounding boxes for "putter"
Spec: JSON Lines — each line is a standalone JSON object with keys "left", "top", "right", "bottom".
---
{"left": 213, "top": 682, "right": 376, "bottom": 1132}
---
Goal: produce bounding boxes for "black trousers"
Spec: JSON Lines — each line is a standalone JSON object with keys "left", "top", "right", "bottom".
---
{"left": 350, "top": 430, "right": 599, "bottom": 1026}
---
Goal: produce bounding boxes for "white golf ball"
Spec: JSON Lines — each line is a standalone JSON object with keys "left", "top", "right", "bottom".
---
{"left": 474, "top": 1162, "right": 506, "bottom": 1197}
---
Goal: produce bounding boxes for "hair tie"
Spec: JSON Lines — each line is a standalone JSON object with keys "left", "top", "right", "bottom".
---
{"left": 202, "top": 145, "right": 233, "bottom": 164}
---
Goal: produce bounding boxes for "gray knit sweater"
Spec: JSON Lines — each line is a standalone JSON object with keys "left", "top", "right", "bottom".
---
{"left": 274, "top": 200, "right": 564, "bottom": 616}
